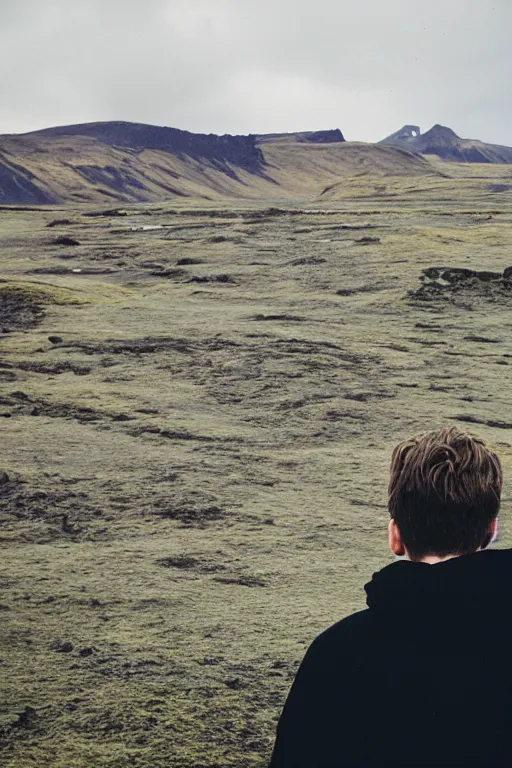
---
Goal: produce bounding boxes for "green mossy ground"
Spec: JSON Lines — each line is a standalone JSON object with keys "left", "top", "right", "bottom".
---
{"left": 1, "top": 178, "right": 512, "bottom": 766}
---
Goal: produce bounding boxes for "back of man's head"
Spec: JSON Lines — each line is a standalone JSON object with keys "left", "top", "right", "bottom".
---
{"left": 388, "top": 426, "right": 502, "bottom": 560}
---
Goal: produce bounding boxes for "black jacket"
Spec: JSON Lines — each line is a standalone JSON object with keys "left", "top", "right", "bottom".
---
{"left": 269, "top": 549, "right": 512, "bottom": 767}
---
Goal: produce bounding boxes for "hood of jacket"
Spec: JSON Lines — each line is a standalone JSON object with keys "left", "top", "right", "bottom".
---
{"left": 364, "top": 548, "right": 512, "bottom": 650}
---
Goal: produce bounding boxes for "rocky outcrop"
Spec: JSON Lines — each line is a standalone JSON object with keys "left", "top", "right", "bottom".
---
{"left": 297, "top": 129, "right": 345, "bottom": 143}
{"left": 258, "top": 129, "right": 345, "bottom": 143}
{"left": 411, "top": 266, "right": 512, "bottom": 301}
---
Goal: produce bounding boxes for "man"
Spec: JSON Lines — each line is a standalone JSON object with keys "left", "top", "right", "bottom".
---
{"left": 270, "top": 426, "right": 508, "bottom": 767}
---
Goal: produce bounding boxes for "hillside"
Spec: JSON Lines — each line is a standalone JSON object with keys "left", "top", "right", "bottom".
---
{"left": 27, "top": 121, "right": 265, "bottom": 175}
{"left": 380, "top": 124, "right": 512, "bottom": 164}
{"left": 0, "top": 121, "right": 440, "bottom": 205}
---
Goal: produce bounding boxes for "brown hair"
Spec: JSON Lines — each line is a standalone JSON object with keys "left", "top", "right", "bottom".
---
{"left": 388, "top": 426, "right": 503, "bottom": 559}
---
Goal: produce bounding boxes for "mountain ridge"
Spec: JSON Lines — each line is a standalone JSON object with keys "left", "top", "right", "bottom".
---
{"left": 0, "top": 119, "right": 509, "bottom": 205}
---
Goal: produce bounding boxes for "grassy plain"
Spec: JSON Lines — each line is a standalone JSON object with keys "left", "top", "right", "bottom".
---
{"left": 2, "top": 169, "right": 512, "bottom": 767}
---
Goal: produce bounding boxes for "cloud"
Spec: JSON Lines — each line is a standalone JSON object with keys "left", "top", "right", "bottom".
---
{"left": 1, "top": 0, "right": 511, "bottom": 144}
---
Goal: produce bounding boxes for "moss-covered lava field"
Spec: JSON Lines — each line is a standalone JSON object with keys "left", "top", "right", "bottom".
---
{"left": 2, "top": 181, "right": 512, "bottom": 766}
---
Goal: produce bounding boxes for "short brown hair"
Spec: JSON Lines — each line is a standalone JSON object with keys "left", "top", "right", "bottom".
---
{"left": 388, "top": 426, "right": 502, "bottom": 559}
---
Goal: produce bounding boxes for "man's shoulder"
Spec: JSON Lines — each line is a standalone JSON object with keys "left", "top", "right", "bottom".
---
{"left": 294, "top": 609, "right": 380, "bottom": 696}
{"left": 309, "top": 608, "right": 374, "bottom": 654}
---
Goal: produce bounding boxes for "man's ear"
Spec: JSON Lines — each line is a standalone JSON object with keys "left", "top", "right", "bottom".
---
{"left": 481, "top": 517, "right": 499, "bottom": 549}
{"left": 389, "top": 518, "right": 406, "bottom": 557}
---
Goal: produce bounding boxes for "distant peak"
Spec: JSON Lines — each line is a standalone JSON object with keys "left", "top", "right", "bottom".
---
{"left": 379, "top": 125, "right": 421, "bottom": 145}
{"left": 422, "top": 124, "right": 460, "bottom": 140}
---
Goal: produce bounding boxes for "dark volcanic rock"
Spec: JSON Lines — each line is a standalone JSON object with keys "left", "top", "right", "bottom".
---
{"left": 176, "top": 258, "right": 204, "bottom": 266}
{"left": 13, "top": 706, "right": 38, "bottom": 729}
{"left": 47, "top": 218, "right": 72, "bottom": 227}
{"left": 259, "top": 129, "right": 345, "bottom": 144}
{"left": 51, "top": 236, "right": 80, "bottom": 246}
{"left": 437, "top": 267, "right": 476, "bottom": 283}
{"left": 476, "top": 271, "right": 502, "bottom": 282}
{"left": 411, "top": 266, "right": 512, "bottom": 301}
{"left": 187, "top": 274, "right": 234, "bottom": 284}
{"left": 300, "top": 129, "right": 345, "bottom": 143}
{"left": 0, "top": 286, "right": 44, "bottom": 331}
{"left": 51, "top": 640, "right": 74, "bottom": 653}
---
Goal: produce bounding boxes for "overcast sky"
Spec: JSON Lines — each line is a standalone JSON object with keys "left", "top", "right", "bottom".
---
{"left": 1, "top": 0, "right": 511, "bottom": 144}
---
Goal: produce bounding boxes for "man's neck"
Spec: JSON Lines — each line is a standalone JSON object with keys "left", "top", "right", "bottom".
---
{"left": 418, "top": 554, "right": 459, "bottom": 565}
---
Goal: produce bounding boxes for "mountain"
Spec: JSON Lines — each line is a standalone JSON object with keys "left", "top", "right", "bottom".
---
{"left": 380, "top": 124, "right": 512, "bottom": 164}
{"left": 0, "top": 120, "right": 439, "bottom": 205}
{"left": 26, "top": 121, "right": 265, "bottom": 176}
